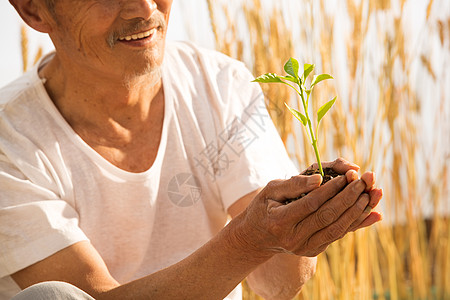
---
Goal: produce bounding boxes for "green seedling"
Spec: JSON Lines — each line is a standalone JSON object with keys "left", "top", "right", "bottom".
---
{"left": 253, "top": 57, "right": 336, "bottom": 177}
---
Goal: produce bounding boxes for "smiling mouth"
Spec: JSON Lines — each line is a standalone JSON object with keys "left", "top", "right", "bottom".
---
{"left": 118, "top": 28, "right": 157, "bottom": 41}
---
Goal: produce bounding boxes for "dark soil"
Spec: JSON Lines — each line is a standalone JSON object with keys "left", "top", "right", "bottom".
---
{"left": 303, "top": 167, "right": 340, "bottom": 185}
{"left": 285, "top": 167, "right": 341, "bottom": 204}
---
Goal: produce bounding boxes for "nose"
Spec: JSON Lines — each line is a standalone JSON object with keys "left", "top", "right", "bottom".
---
{"left": 120, "top": 0, "right": 157, "bottom": 20}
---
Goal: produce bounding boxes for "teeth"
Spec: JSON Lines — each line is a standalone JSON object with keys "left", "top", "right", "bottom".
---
{"left": 119, "top": 28, "right": 156, "bottom": 41}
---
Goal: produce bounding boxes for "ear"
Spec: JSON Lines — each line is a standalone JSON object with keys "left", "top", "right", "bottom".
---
{"left": 9, "top": 0, "right": 53, "bottom": 33}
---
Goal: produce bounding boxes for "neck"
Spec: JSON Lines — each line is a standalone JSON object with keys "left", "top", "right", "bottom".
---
{"left": 39, "top": 53, "right": 163, "bottom": 127}
{"left": 38, "top": 53, "right": 166, "bottom": 173}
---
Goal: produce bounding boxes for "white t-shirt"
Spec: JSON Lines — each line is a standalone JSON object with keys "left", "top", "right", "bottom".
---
{"left": 0, "top": 41, "right": 297, "bottom": 299}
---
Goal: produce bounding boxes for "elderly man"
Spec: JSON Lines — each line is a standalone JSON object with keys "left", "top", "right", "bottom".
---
{"left": 1, "top": 0, "right": 382, "bottom": 299}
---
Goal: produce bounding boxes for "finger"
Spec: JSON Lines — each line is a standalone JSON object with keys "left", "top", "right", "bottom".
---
{"left": 348, "top": 199, "right": 372, "bottom": 231}
{"left": 361, "top": 171, "right": 375, "bottom": 192}
{"left": 367, "top": 188, "right": 383, "bottom": 209}
{"left": 304, "top": 179, "right": 367, "bottom": 233}
{"left": 262, "top": 175, "right": 322, "bottom": 203}
{"left": 308, "top": 193, "right": 369, "bottom": 248}
{"left": 348, "top": 188, "right": 383, "bottom": 231}
{"left": 346, "top": 169, "right": 359, "bottom": 183}
{"left": 288, "top": 175, "right": 348, "bottom": 217}
{"left": 351, "top": 211, "right": 383, "bottom": 231}
{"left": 305, "top": 157, "right": 360, "bottom": 175}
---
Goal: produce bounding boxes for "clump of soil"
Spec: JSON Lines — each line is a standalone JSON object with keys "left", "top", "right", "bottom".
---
{"left": 302, "top": 167, "right": 340, "bottom": 185}
{"left": 285, "top": 167, "right": 341, "bottom": 204}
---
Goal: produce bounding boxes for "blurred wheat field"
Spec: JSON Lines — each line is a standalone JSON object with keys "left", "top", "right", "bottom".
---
{"left": 204, "top": 0, "right": 449, "bottom": 299}
{"left": 19, "top": 0, "right": 449, "bottom": 299}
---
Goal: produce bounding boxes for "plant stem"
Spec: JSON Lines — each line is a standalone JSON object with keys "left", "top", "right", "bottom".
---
{"left": 298, "top": 83, "right": 324, "bottom": 177}
{"left": 312, "top": 138, "right": 324, "bottom": 176}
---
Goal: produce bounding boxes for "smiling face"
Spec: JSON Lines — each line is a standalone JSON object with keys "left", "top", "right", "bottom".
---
{"left": 46, "top": 0, "right": 172, "bottom": 82}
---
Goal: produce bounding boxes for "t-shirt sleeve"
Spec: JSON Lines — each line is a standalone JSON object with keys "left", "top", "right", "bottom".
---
{"left": 213, "top": 63, "right": 299, "bottom": 211}
{"left": 0, "top": 153, "right": 88, "bottom": 277}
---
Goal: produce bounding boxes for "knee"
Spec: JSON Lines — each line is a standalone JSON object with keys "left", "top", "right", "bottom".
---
{"left": 12, "top": 281, "right": 95, "bottom": 300}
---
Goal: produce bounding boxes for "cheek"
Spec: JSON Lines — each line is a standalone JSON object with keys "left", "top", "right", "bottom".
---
{"left": 157, "top": 0, "right": 173, "bottom": 16}
{"left": 75, "top": 14, "right": 118, "bottom": 53}
{"left": 63, "top": 2, "right": 119, "bottom": 41}
{"left": 52, "top": 20, "right": 109, "bottom": 62}
{"left": 94, "top": 1, "right": 121, "bottom": 22}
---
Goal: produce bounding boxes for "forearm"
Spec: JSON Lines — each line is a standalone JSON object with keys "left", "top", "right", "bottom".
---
{"left": 99, "top": 213, "right": 273, "bottom": 300}
{"left": 246, "top": 254, "right": 317, "bottom": 300}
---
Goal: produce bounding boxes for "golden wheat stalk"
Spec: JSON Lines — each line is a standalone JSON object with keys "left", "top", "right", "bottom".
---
{"left": 20, "top": 25, "right": 44, "bottom": 73}
{"left": 208, "top": 1, "right": 449, "bottom": 299}
{"left": 20, "top": 25, "right": 28, "bottom": 72}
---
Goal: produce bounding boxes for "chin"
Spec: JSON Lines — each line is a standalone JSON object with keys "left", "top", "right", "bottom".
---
{"left": 121, "top": 63, "right": 162, "bottom": 87}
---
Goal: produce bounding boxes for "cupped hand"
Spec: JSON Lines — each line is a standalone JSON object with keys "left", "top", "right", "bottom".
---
{"left": 305, "top": 158, "right": 383, "bottom": 231}
{"left": 238, "top": 158, "right": 382, "bottom": 258}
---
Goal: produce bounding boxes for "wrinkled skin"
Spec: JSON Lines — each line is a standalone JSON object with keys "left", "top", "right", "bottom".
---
{"left": 233, "top": 158, "right": 382, "bottom": 258}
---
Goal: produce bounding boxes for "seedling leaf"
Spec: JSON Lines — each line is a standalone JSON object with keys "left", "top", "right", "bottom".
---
{"left": 280, "top": 75, "right": 298, "bottom": 84}
{"left": 252, "top": 73, "right": 283, "bottom": 83}
{"left": 317, "top": 97, "right": 337, "bottom": 124}
{"left": 253, "top": 59, "right": 337, "bottom": 178}
{"left": 284, "top": 58, "right": 299, "bottom": 79}
{"left": 285, "top": 103, "right": 307, "bottom": 126}
{"left": 311, "top": 74, "right": 333, "bottom": 88}
{"left": 303, "top": 64, "right": 315, "bottom": 81}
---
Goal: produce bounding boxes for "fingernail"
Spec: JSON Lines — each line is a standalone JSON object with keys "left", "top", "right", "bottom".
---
{"left": 349, "top": 161, "right": 359, "bottom": 168}
{"left": 347, "top": 170, "right": 358, "bottom": 183}
{"left": 308, "top": 174, "right": 322, "bottom": 186}
{"left": 364, "top": 206, "right": 372, "bottom": 214}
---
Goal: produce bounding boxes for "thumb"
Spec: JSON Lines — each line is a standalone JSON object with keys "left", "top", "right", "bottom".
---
{"left": 262, "top": 174, "right": 322, "bottom": 203}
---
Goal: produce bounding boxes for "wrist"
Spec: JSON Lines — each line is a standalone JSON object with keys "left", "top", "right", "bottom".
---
{"left": 221, "top": 210, "right": 276, "bottom": 265}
